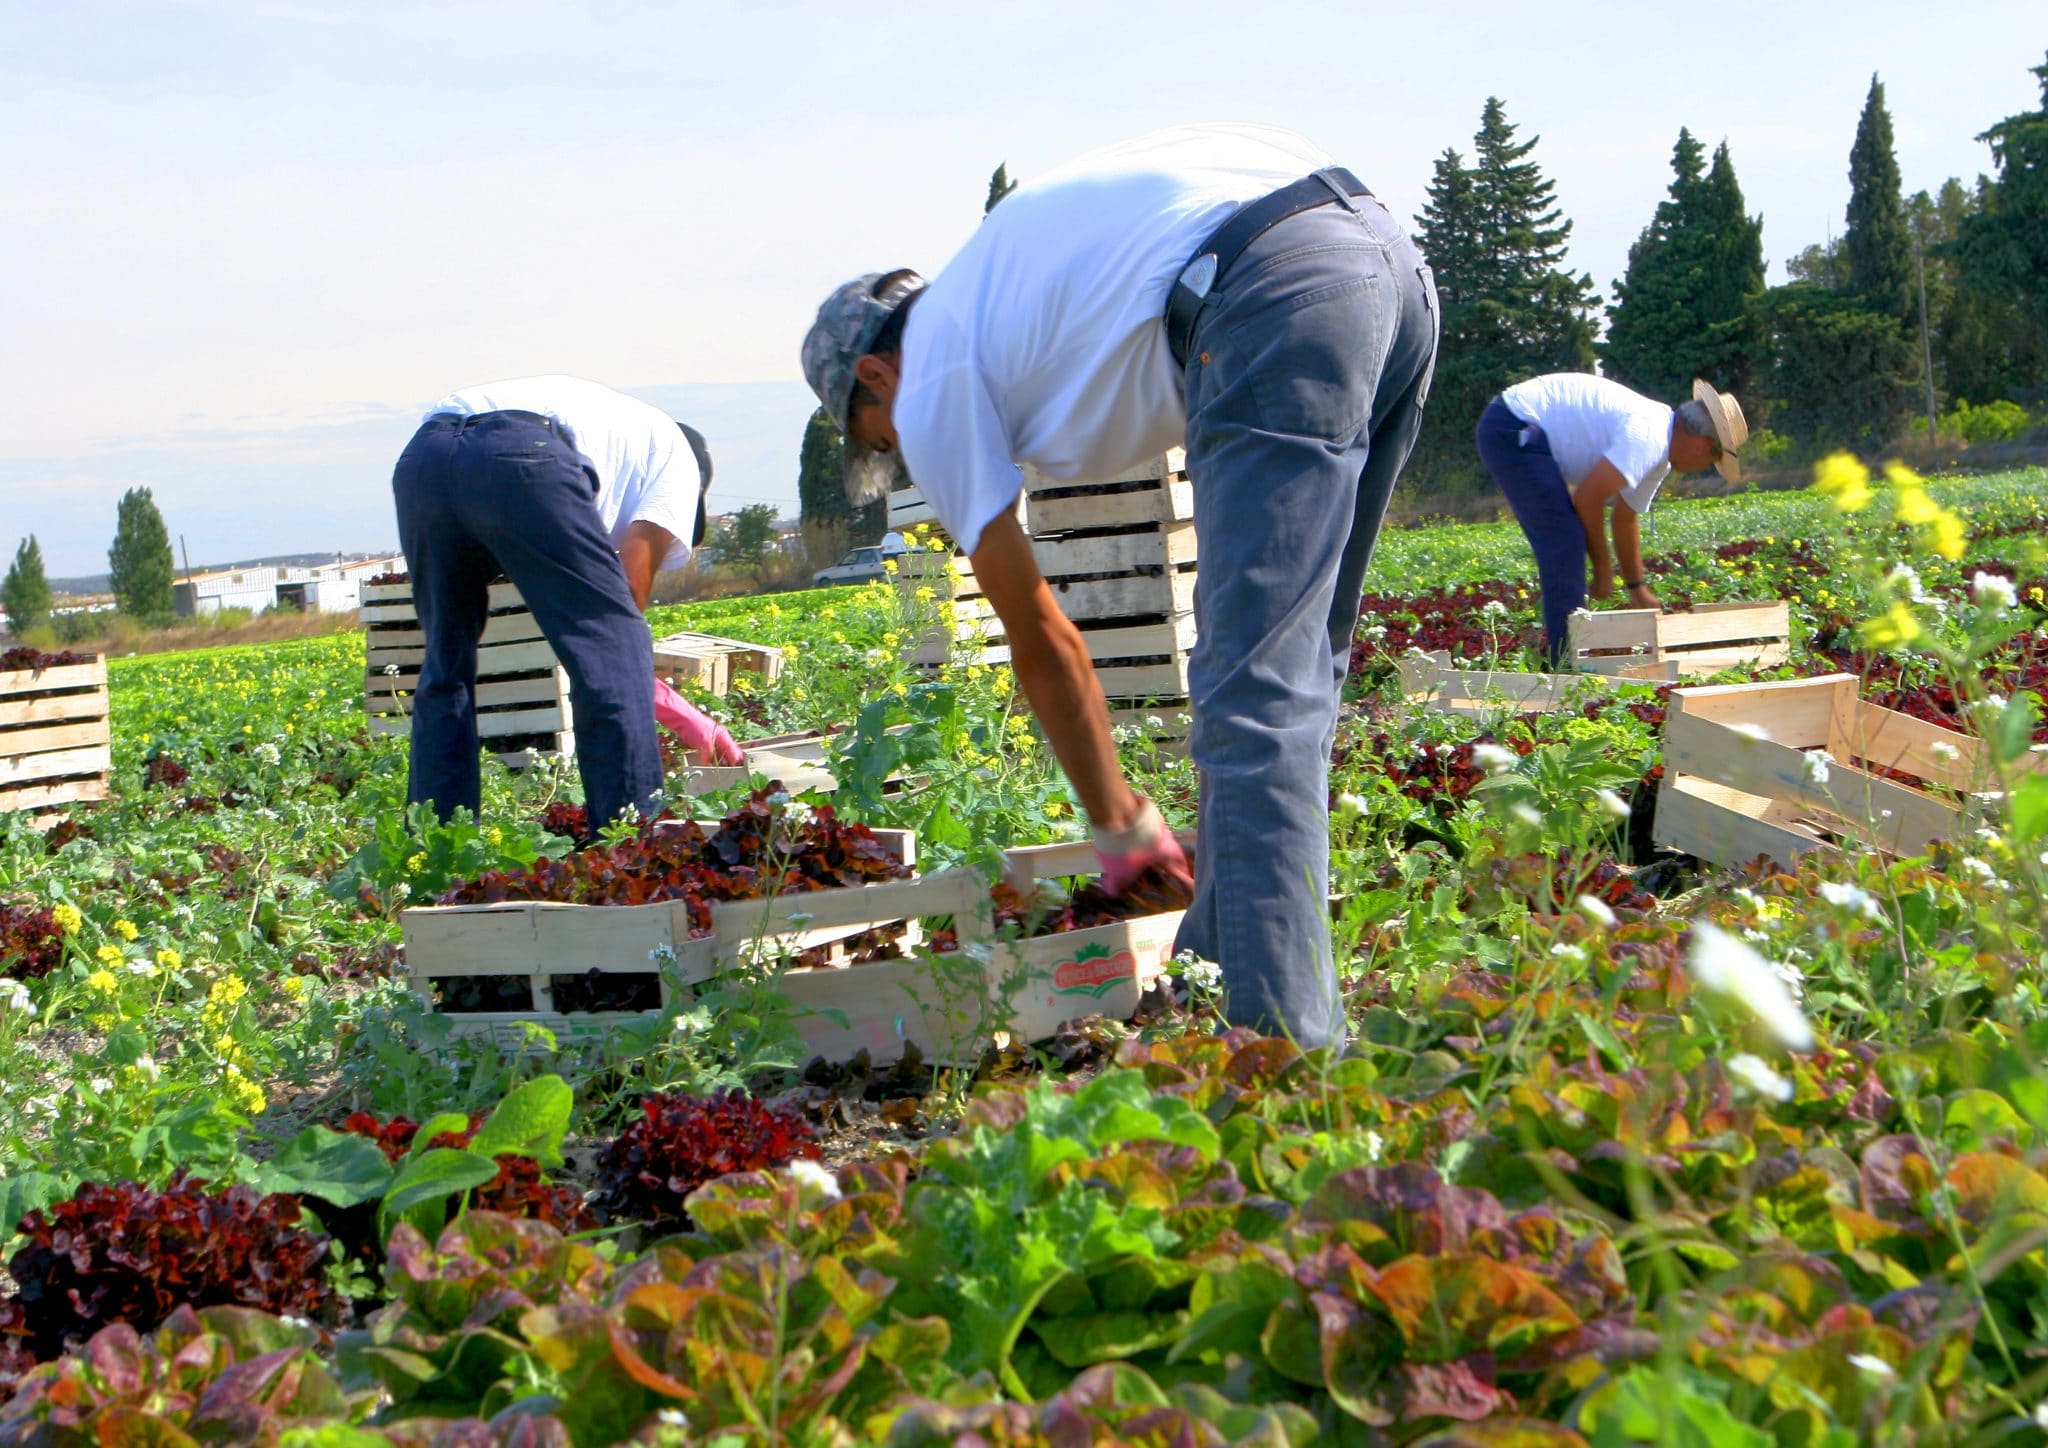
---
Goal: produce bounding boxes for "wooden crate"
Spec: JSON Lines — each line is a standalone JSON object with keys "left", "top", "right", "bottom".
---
{"left": 1398, "top": 649, "right": 1669, "bottom": 715}
{"left": 1570, "top": 601, "right": 1791, "bottom": 678}
{"left": 672, "top": 724, "right": 915, "bottom": 799}
{"left": 363, "top": 580, "right": 574, "bottom": 765}
{"left": 401, "top": 827, "right": 943, "bottom": 1049}
{"left": 991, "top": 838, "right": 1188, "bottom": 1044}
{"left": 1653, "top": 673, "right": 2048, "bottom": 867}
{"left": 652, "top": 632, "right": 784, "bottom": 697}
{"left": 1, "top": 656, "right": 111, "bottom": 825}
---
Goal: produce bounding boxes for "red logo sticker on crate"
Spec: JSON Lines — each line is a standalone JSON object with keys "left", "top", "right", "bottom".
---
{"left": 1052, "top": 943, "right": 1139, "bottom": 999}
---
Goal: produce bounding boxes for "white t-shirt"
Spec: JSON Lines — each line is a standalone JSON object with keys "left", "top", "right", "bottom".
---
{"left": 425, "top": 375, "right": 702, "bottom": 571}
{"left": 895, "top": 123, "right": 1338, "bottom": 554}
{"left": 1500, "top": 374, "right": 1674, "bottom": 513}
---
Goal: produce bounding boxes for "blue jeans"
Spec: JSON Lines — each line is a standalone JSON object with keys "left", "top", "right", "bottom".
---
{"left": 1176, "top": 195, "right": 1439, "bottom": 1051}
{"left": 1475, "top": 397, "right": 1582, "bottom": 666}
{"left": 391, "top": 412, "right": 664, "bottom": 832}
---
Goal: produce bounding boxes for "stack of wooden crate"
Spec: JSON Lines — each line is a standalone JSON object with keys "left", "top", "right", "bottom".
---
{"left": 362, "top": 578, "right": 575, "bottom": 766}
{"left": 1, "top": 654, "right": 111, "bottom": 827}
{"left": 1024, "top": 451, "right": 1196, "bottom": 743}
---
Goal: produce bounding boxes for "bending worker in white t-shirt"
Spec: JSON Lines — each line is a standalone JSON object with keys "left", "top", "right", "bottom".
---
{"left": 1476, "top": 374, "right": 1747, "bottom": 664}
{"left": 801, "top": 124, "right": 1440, "bottom": 1052}
{"left": 391, "top": 375, "right": 742, "bottom": 837}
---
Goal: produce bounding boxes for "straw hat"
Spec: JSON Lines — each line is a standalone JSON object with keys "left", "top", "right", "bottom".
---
{"left": 1692, "top": 379, "right": 1749, "bottom": 483}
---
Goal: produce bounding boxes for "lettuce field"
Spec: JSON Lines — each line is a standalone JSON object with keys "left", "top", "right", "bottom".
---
{"left": 3, "top": 461, "right": 2048, "bottom": 1445}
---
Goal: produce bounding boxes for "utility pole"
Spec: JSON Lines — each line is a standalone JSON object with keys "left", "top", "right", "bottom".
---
{"left": 1913, "top": 237, "right": 1936, "bottom": 446}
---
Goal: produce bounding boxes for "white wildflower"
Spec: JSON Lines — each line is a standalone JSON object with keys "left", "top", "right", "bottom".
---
{"left": 1817, "top": 882, "right": 1881, "bottom": 921}
{"left": 253, "top": 741, "right": 282, "bottom": 766}
{"left": 658, "top": 1409, "right": 690, "bottom": 1428}
{"left": 766, "top": 790, "right": 791, "bottom": 807}
{"left": 1336, "top": 792, "right": 1369, "bottom": 815}
{"left": 87, "top": 1076, "right": 113, "bottom": 1095}
{"left": 1364, "top": 1130, "right": 1385, "bottom": 1162}
{"left": 863, "top": 649, "right": 889, "bottom": 665}
{"left": 1174, "top": 952, "right": 1224, "bottom": 993}
{"left": 382, "top": 663, "right": 400, "bottom": 677}
{"left": 1801, "top": 751, "right": 1832, "bottom": 788}
{"left": 1884, "top": 563, "right": 1930, "bottom": 603}
{"left": 1848, "top": 1353, "right": 1895, "bottom": 1379}
{"left": 787, "top": 1158, "right": 841, "bottom": 1204}
{"left": 1551, "top": 942, "right": 1588, "bottom": 965}
{"left": 1972, "top": 572, "right": 2018, "bottom": 611}
{"left": 1726, "top": 1052, "right": 1794, "bottom": 1103}
{"left": 1510, "top": 803, "right": 1544, "bottom": 828}
{"left": 1929, "top": 741, "right": 1961, "bottom": 763}
{"left": 2034, "top": 1402, "right": 2048, "bottom": 1429}
{"left": 1960, "top": 856, "right": 1997, "bottom": 882}
{"left": 1481, "top": 600, "right": 1511, "bottom": 621}
{"left": 648, "top": 943, "right": 677, "bottom": 965}
{"left": 135, "top": 1055, "right": 161, "bottom": 1082}
{"left": 1687, "top": 921, "right": 1815, "bottom": 1051}
{"left": 1472, "top": 742, "right": 1519, "bottom": 775}
{"left": 0, "top": 979, "right": 34, "bottom": 1015}
{"left": 1593, "top": 788, "right": 1631, "bottom": 820}
{"left": 1577, "top": 895, "right": 1618, "bottom": 928}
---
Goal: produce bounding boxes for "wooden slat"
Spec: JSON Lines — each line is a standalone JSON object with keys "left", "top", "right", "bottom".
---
{"left": 1077, "top": 615, "right": 1197, "bottom": 661}
{"left": 365, "top": 639, "right": 563, "bottom": 675}
{"left": 1830, "top": 699, "right": 1983, "bottom": 791}
{"left": 475, "top": 706, "right": 571, "bottom": 738}
{"left": 0, "top": 659, "right": 108, "bottom": 701}
{"left": 0, "top": 777, "right": 111, "bottom": 815}
{"left": 0, "top": 718, "right": 113, "bottom": 756}
{"left": 367, "top": 674, "right": 566, "bottom": 709}
{"left": 366, "top": 612, "right": 548, "bottom": 650}
{"left": 1569, "top": 610, "right": 1660, "bottom": 657}
{"left": 1656, "top": 602, "right": 1791, "bottom": 650}
{"left": 0, "top": 743, "right": 113, "bottom": 787}
{"left": 1093, "top": 660, "right": 1192, "bottom": 699}
{"left": 0, "top": 689, "right": 111, "bottom": 728}
{"left": 1034, "top": 521, "right": 1198, "bottom": 579}
{"left": 998, "top": 910, "right": 1185, "bottom": 1045}
{"left": 1027, "top": 479, "right": 1195, "bottom": 533}
{"left": 1668, "top": 675, "right": 1855, "bottom": 749}
{"left": 1653, "top": 642, "right": 1789, "bottom": 674}
{"left": 1047, "top": 569, "right": 1199, "bottom": 624}
{"left": 1654, "top": 775, "right": 1836, "bottom": 867}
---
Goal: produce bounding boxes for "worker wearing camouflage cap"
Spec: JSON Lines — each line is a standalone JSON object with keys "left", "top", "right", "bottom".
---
{"left": 801, "top": 123, "right": 1439, "bottom": 1052}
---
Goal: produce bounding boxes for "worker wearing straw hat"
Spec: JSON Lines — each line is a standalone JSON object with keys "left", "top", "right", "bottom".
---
{"left": 1475, "top": 375, "right": 1747, "bottom": 664}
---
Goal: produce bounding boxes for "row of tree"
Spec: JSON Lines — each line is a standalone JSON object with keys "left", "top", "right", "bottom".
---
{"left": 1406, "top": 53, "right": 2048, "bottom": 485}
{"left": 800, "top": 51, "right": 2046, "bottom": 534}
{"left": 3, "top": 489, "right": 175, "bottom": 634}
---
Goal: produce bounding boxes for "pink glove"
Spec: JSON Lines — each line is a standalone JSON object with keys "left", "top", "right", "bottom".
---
{"left": 1094, "top": 798, "right": 1194, "bottom": 896}
{"left": 653, "top": 678, "right": 745, "bottom": 765}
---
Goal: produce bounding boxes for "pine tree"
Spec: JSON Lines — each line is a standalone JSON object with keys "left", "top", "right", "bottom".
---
{"left": 984, "top": 162, "right": 1019, "bottom": 216}
{"left": 1845, "top": 75, "right": 1914, "bottom": 325}
{"left": 1409, "top": 99, "right": 1598, "bottom": 486}
{"left": 1759, "top": 284, "right": 1917, "bottom": 450}
{"left": 1953, "top": 51, "right": 2048, "bottom": 400}
{"left": 1, "top": 536, "right": 53, "bottom": 635}
{"left": 108, "top": 487, "right": 175, "bottom": 625}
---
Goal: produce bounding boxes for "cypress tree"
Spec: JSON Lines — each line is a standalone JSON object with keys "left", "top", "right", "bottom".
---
{"left": 984, "top": 162, "right": 1019, "bottom": 216}
{"left": 1953, "top": 51, "right": 2048, "bottom": 400}
{"left": 796, "top": 407, "right": 884, "bottom": 545}
{"left": 2, "top": 536, "right": 53, "bottom": 635}
{"left": 1409, "top": 99, "right": 1597, "bottom": 486}
{"left": 1603, "top": 129, "right": 1710, "bottom": 398}
{"left": 1845, "top": 75, "right": 1915, "bottom": 325}
{"left": 108, "top": 487, "right": 176, "bottom": 625}
{"left": 1693, "top": 140, "right": 1768, "bottom": 394}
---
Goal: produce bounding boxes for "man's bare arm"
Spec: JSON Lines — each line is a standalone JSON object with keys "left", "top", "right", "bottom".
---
{"left": 969, "top": 509, "right": 1142, "bottom": 833}
{"left": 1572, "top": 461, "right": 1629, "bottom": 599}
{"left": 619, "top": 522, "right": 677, "bottom": 612}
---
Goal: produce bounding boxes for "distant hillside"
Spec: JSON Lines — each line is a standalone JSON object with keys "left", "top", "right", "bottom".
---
{"left": 51, "top": 552, "right": 394, "bottom": 598}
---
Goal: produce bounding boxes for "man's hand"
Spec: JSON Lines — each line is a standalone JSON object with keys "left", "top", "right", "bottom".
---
{"left": 1626, "top": 581, "right": 1661, "bottom": 610}
{"left": 653, "top": 678, "right": 745, "bottom": 765}
{"left": 1094, "top": 798, "right": 1194, "bottom": 896}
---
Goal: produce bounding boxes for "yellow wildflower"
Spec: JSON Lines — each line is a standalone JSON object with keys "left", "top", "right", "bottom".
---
{"left": 156, "top": 947, "right": 182, "bottom": 971}
{"left": 281, "top": 976, "right": 312, "bottom": 999}
{"left": 1813, "top": 453, "right": 1873, "bottom": 513}
{"left": 51, "top": 904, "right": 82, "bottom": 935}
{"left": 781, "top": 641, "right": 800, "bottom": 662}
{"left": 1891, "top": 483, "right": 1939, "bottom": 527}
{"left": 914, "top": 586, "right": 937, "bottom": 604}
{"left": 406, "top": 852, "right": 427, "bottom": 873}
{"left": 486, "top": 827, "right": 503, "bottom": 847}
{"left": 224, "top": 1065, "right": 267, "bottom": 1116}
{"left": 113, "top": 919, "right": 138, "bottom": 942}
{"left": 1859, "top": 602, "right": 1923, "bottom": 649}
{"left": 95, "top": 944, "right": 124, "bottom": 968}
{"left": 882, "top": 558, "right": 900, "bottom": 575}
{"left": 86, "top": 969, "right": 119, "bottom": 994}
{"left": 1926, "top": 510, "right": 1967, "bottom": 561}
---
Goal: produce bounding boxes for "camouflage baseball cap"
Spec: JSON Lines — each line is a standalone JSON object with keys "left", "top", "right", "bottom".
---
{"left": 801, "top": 268, "right": 926, "bottom": 503}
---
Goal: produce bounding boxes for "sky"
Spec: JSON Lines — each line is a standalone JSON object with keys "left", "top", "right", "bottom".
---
{"left": 2, "top": 1, "right": 2041, "bottom": 580}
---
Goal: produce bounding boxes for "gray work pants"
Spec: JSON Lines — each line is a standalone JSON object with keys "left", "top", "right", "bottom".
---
{"left": 1175, "top": 196, "right": 1439, "bottom": 1050}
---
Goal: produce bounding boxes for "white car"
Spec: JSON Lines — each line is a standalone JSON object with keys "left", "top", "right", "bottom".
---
{"left": 812, "top": 534, "right": 910, "bottom": 587}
